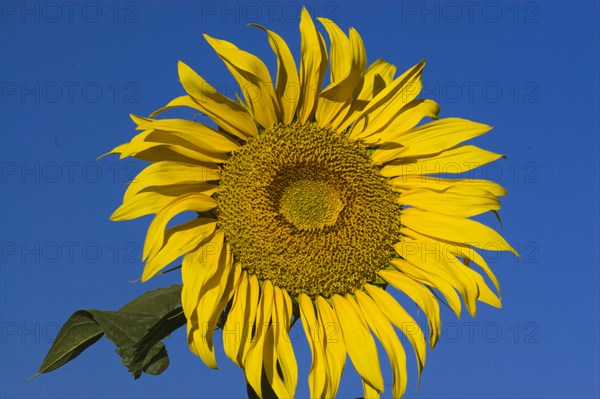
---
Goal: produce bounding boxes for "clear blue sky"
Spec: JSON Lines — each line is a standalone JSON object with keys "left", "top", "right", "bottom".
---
{"left": 1, "top": 1, "right": 599, "bottom": 398}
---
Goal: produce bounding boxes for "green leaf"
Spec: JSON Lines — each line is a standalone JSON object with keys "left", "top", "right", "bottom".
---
{"left": 34, "top": 285, "right": 186, "bottom": 379}
{"left": 32, "top": 312, "right": 103, "bottom": 378}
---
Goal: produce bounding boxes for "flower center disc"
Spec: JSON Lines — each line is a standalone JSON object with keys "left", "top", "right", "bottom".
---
{"left": 218, "top": 122, "right": 402, "bottom": 298}
{"left": 279, "top": 180, "right": 344, "bottom": 230}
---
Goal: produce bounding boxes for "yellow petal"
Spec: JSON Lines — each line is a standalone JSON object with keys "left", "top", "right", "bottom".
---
{"left": 276, "top": 289, "right": 298, "bottom": 396}
{"left": 124, "top": 161, "right": 219, "bottom": 201}
{"left": 412, "top": 236, "right": 501, "bottom": 308}
{"left": 134, "top": 117, "right": 240, "bottom": 154}
{"left": 149, "top": 95, "right": 203, "bottom": 118}
{"left": 380, "top": 145, "right": 503, "bottom": 177}
{"left": 102, "top": 130, "right": 158, "bottom": 159}
{"left": 442, "top": 239, "right": 501, "bottom": 293}
{"left": 111, "top": 183, "right": 217, "bottom": 221}
{"left": 264, "top": 287, "right": 294, "bottom": 399}
{"left": 192, "top": 246, "right": 241, "bottom": 369}
{"left": 363, "top": 380, "right": 380, "bottom": 399}
{"left": 390, "top": 175, "right": 507, "bottom": 197}
{"left": 297, "top": 7, "right": 327, "bottom": 123}
{"left": 106, "top": 141, "right": 223, "bottom": 165}
{"left": 362, "top": 99, "right": 440, "bottom": 146}
{"left": 239, "top": 274, "right": 260, "bottom": 365}
{"left": 316, "top": 75, "right": 362, "bottom": 130}
{"left": 318, "top": 17, "right": 352, "bottom": 83}
{"left": 336, "top": 58, "right": 397, "bottom": 132}
{"left": 400, "top": 207, "right": 517, "bottom": 255}
{"left": 316, "top": 296, "right": 346, "bottom": 398}
{"left": 299, "top": 293, "right": 327, "bottom": 399}
{"left": 204, "top": 34, "right": 279, "bottom": 128}
{"left": 102, "top": 125, "right": 221, "bottom": 165}
{"left": 250, "top": 24, "right": 300, "bottom": 124}
{"left": 180, "top": 231, "right": 224, "bottom": 320}
{"left": 393, "top": 237, "right": 479, "bottom": 317}
{"left": 398, "top": 186, "right": 501, "bottom": 217}
{"left": 359, "top": 59, "right": 397, "bottom": 100}
{"left": 143, "top": 139, "right": 228, "bottom": 164}
{"left": 387, "top": 117, "right": 486, "bottom": 147}
{"left": 245, "top": 280, "right": 275, "bottom": 398}
{"left": 188, "top": 238, "right": 231, "bottom": 368}
{"left": 368, "top": 274, "right": 440, "bottom": 348}
{"left": 356, "top": 289, "right": 408, "bottom": 399}
{"left": 407, "top": 235, "right": 502, "bottom": 310}
{"left": 401, "top": 227, "right": 500, "bottom": 288}
{"left": 349, "top": 60, "right": 425, "bottom": 140}
{"left": 222, "top": 271, "right": 249, "bottom": 366}
{"left": 332, "top": 294, "right": 384, "bottom": 392}
{"left": 457, "top": 261, "right": 502, "bottom": 308}
{"left": 178, "top": 61, "right": 258, "bottom": 139}
{"left": 143, "top": 193, "right": 217, "bottom": 260}
{"left": 143, "top": 218, "right": 217, "bottom": 281}
{"left": 263, "top": 323, "right": 290, "bottom": 399}
{"left": 371, "top": 118, "right": 491, "bottom": 164}
{"left": 388, "top": 257, "right": 462, "bottom": 317}
{"left": 360, "top": 283, "right": 426, "bottom": 381}
{"left": 318, "top": 19, "right": 365, "bottom": 82}
{"left": 315, "top": 20, "right": 365, "bottom": 129}
{"left": 349, "top": 27, "right": 367, "bottom": 78}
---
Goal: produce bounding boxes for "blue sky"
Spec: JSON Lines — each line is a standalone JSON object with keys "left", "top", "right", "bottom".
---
{"left": 1, "top": 1, "right": 599, "bottom": 398}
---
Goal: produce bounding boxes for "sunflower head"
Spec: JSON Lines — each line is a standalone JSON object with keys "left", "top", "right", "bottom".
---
{"left": 109, "top": 8, "right": 516, "bottom": 399}
{"left": 217, "top": 121, "right": 403, "bottom": 299}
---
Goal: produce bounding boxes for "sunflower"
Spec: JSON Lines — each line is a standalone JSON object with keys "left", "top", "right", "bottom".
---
{"left": 108, "top": 8, "right": 516, "bottom": 399}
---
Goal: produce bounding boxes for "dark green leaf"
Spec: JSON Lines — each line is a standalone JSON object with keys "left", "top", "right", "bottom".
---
{"left": 34, "top": 285, "right": 186, "bottom": 379}
{"left": 33, "top": 312, "right": 103, "bottom": 378}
